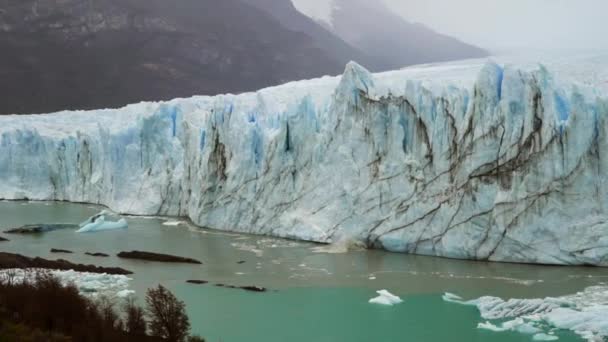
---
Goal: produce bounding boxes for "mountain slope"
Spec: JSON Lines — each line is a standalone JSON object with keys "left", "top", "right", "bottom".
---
{"left": 240, "top": 0, "right": 382, "bottom": 70}
{"left": 293, "top": 0, "right": 488, "bottom": 69}
{"left": 0, "top": 0, "right": 346, "bottom": 114}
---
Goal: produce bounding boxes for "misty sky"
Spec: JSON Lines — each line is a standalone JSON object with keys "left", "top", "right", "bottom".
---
{"left": 383, "top": 0, "right": 608, "bottom": 52}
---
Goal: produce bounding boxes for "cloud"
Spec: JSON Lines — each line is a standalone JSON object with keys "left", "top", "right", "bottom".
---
{"left": 382, "top": 0, "right": 608, "bottom": 52}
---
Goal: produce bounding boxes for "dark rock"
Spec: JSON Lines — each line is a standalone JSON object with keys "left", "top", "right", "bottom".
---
{"left": 50, "top": 248, "right": 73, "bottom": 254}
{"left": 214, "top": 283, "right": 267, "bottom": 292}
{"left": 237, "top": 260, "right": 246, "bottom": 264}
{"left": 117, "top": 251, "right": 202, "bottom": 264}
{"left": 85, "top": 252, "right": 110, "bottom": 257}
{"left": 186, "top": 280, "right": 209, "bottom": 285}
{"left": 240, "top": 286, "right": 267, "bottom": 293}
{"left": 0, "top": 252, "right": 132, "bottom": 275}
{"left": 4, "top": 224, "right": 77, "bottom": 234}
{"left": 0, "top": 236, "right": 8, "bottom": 242}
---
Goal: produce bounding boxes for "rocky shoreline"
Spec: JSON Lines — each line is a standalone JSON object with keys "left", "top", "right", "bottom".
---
{"left": 0, "top": 252, "right": 133, "bottom": 275}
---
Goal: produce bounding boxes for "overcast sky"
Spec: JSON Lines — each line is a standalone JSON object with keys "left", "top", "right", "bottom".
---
{"left": 382, "top": 0, "right": 608, "bottom": 52}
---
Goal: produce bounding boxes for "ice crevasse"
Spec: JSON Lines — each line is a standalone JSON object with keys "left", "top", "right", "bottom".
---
{"left": 1, "top": 56, "right": 608, "bottom": 266}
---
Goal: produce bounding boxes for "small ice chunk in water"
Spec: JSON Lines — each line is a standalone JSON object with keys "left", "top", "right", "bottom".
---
{"left": 533, "top": 333, "right": 559, "bottom": 341}
{"left": 478, "top": 321, "right": 508, "bottom": 332}
{"left": 369, "top": 290, "right": 403, "bottom": 306}
{"left": 477, "top": 318, "right": 540, "bottom": 333}
{"left": 442, "top": 292, "right": 464, "bottom": 303}
{"left": 163, "top": 221, "right": 184, "bottom": 226}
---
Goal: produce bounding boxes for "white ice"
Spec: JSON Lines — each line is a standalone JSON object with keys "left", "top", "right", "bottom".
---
{"left": 77, "top": 211, "right": 128, "bottom": 233}
{"left": 0, "top": 269, "right": 133, "bottom": 298}
{"left": 369, "top": 289, "right": 403, "bottom": 306}
{"left": 162, "top": 220, "right": 185, "bottom": 226}
{"left": 444, "top": 285, "right": 608, "bottom": 341}
{"left": 533, "top": 333, "right": 559, "bottom": 341}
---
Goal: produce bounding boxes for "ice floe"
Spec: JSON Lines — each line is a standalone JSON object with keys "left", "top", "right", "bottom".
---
{"left": 369, "top": 290, "right": 403, "bottom": 306}
{"left": 444, "top": 285, "right": 608, "bottom": 341}
{"left": 0, "top": 269, "right": 133, "bottom": 298}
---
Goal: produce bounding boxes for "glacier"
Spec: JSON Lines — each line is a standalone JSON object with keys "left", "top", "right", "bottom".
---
{"left": 1, "top": 53, "right": 608, "bottom": 266}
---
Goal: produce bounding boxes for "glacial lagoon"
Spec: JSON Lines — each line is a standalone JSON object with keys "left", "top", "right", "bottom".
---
{"left": 1, "top": 201, "right": 605, "bottom": 342}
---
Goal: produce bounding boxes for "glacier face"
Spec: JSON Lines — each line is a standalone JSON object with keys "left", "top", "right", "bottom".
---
{"left": 1, "top": 55, "right": 608, "bottom": 266}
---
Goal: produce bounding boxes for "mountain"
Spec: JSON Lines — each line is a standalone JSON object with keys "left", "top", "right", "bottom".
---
{"left": 239, "top": 0, "right": 382, "bottom": 70}
{"left": 2, "top": 55, "right": 608, "bottom": 266}
{"left": 292, "top": 0, "right": 489, "bottom": 69}
{"left": 0, "top": 0, "right": 488, "bottom": 115}
{"left": 0, "top": 0, "right": 349, "bottom": 114}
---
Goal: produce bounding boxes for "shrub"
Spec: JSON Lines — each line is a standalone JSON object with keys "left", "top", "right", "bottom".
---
{"left": 146, "top": 284, "right": 191, "bottom": 342}
{"left": 0, "top": 321, "right": 71, "bottom": 342}
{"left": 0, "top": 271, "right": 202, "bottom": 342}
{"left": 124, "top": 297, "right": 147, "bottom": 335}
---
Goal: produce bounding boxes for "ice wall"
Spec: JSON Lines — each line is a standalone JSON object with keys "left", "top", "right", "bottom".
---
{"left": 1, "top": 59, "right": 608, "bottom": 266}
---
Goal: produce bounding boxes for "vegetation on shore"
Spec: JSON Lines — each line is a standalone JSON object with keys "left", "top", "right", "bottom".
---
{"left": 0, "top": 271, "right": 204, "bottom": 342}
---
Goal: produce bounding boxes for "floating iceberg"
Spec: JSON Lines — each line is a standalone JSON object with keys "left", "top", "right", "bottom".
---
{"left": 444, "top": 285, "right": 608, "bottom": 341}
{"left": 369, "top": 289, "right": 403, "bottom": 306}
{"left": 1, "top": 53, "right": 608, "bottom": 265}
{"left": 77, "top": 211, "right": 128, "bottom": 233}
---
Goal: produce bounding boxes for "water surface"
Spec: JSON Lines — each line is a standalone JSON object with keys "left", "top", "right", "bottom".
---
{"left": 1, "top": 201, "right": 604, "bottom": 341}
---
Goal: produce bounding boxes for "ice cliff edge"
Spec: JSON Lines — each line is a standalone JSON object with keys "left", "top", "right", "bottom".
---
{"left": 1, "top": 58, "right": 608, "bottom": 266}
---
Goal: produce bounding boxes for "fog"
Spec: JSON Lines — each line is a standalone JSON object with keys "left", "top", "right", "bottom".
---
{"left": 383, "top": 0, "right": 608, "bottom": 52}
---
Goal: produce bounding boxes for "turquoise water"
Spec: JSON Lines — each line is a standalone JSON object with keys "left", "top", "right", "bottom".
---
{"left": 178, "top": 286, "right": 581, "bottom": 342}
{"left": 1, "top": 201, "right": 604, "bottom": 342}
